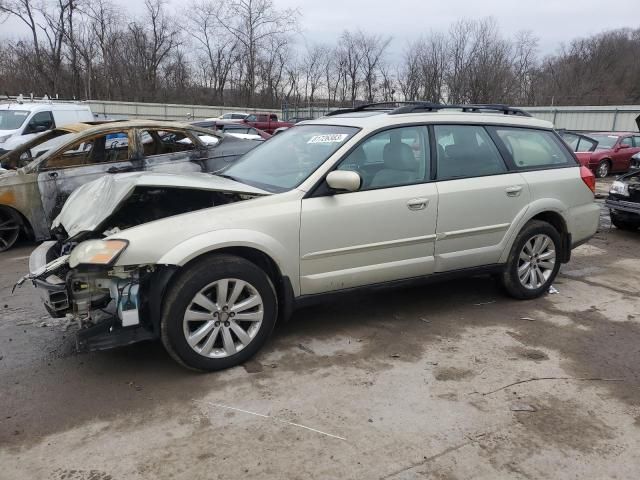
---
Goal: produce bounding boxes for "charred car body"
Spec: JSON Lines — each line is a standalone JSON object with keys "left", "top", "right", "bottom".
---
{"left": 606, "top": 170, "right": 640, "bottom": 231}
{"left": 0, "top": 120, "right": 259, "bottom": 251}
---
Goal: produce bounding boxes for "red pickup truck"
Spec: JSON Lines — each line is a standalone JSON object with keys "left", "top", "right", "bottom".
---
{"left": 242, "top": 113, "right": 293, "bottom": 135}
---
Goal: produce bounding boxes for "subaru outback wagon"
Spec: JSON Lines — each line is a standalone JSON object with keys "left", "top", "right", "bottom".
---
{"left": 25, "top": 103, "right": 600, "bottom": 371}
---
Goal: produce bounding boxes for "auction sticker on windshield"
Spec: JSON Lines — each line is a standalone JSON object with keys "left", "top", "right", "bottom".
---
{"left": 307, "top": 134, "right": 349, "bottom": 144}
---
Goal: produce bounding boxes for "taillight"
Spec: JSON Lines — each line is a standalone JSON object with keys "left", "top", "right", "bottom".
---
{"left": 580, "top": 166, "right": 596, "bottom": 193}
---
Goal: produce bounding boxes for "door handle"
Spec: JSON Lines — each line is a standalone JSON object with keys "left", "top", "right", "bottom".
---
{"left": 505, "top": 186, "right": 523, "bottom": 197}
{"left": 407, "top": 198, "right": 429, "bottom": 210}
{"left": 48, "top": 171, "right": 58, "bottom": 179}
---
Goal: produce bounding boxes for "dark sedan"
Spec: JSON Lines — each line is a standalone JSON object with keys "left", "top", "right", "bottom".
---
{"left": 606, "top": 170, "right": 640, "bottom": 231}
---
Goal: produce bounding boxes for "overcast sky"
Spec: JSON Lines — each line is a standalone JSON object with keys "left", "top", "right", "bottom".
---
{"left": 1, "top": 0, "right": 638, "bottom": 56}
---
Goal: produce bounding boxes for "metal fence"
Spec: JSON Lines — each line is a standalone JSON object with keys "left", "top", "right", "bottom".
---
{"left": 8, "top": 98, "right": 636, "bottom": 131}
{"left": 86, "top": 100, "right": 280, "bottom": 121}
{"left": 523, "top": 105, "right": 640, "bottom": 132}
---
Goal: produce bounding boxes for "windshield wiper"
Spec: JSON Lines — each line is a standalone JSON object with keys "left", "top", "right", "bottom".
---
{"left": 215, "top": 173, "right": 240, "bottom": 182}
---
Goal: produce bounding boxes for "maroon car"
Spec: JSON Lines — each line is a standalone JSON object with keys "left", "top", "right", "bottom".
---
{"left": 581, "top": 132, "right": 640, "bottom": 178}
{"left": 241, "top": 113, "right": 293, "bottom": 135}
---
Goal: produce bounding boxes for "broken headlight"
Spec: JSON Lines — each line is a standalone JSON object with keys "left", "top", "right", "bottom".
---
{"left": 69, "top": 240, "right": 128, "bottom": 268}
{"left": 610, "top": 181, "right": 629, "bottom": 197}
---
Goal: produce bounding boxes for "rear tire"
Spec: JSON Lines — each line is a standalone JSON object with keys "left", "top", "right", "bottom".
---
{"left": 161, "top": 254, "right": 278, "bottom": 371}
{"left": 500, "top": 220, "right": 562, "bottom": 300}
{"left": 596, "top": 160, "right": 611, "bottom": 178}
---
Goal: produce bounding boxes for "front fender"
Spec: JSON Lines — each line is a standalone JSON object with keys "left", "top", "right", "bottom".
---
{"left": 156, "top": 229, "right": 300, "bottom": 295}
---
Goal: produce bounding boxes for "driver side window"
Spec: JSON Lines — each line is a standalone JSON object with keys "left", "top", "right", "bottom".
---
{"left": 337, "top": 126, "right": 429, "bottom": 190}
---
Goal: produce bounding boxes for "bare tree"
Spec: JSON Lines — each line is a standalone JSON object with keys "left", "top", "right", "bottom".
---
{"left": 301, "top": 43, "right": 327, "bottom": 104}
{"left": 123, "top": 0, "right": 180, "bottom": 100}
{"left": 338, "top": 30, "right": 364, "bottom": 105}
{"left": 357, "top": 31, "right": 391, "bottom": 102}
{"left": 215, "top": 0, "right": 298, "bottom": 104}
{"left": 188, "top": 0, "right": 238, "bottom": 103}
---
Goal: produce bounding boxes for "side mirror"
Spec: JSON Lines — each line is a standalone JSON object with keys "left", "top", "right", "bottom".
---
{"left": 326, "top": 170, "right": 362, "bottom": 193}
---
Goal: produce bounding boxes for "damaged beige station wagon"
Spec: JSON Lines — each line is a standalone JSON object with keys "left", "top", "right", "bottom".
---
{"left": 0, "top": 120, "right": 259, "bottom": 251}
{"left": 23, "top": 103, "right": 600, "bottom": 371}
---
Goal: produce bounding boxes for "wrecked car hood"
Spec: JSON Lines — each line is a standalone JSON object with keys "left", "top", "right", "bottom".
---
{"left": 52, "top": 172, "right": 270, "bottom": 238}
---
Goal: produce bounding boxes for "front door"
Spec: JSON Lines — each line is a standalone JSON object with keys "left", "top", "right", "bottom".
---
{"left": 432, "top": 124, "right": 531, "bottom": 272}
{"left": 37, "top": 129, "right": 135, "bottom": 223}
{"left": 611, "top": 136, "right": 635, "bottom": 172}
{"left": 299, "top": 126, "right": 438, "bottom": 295}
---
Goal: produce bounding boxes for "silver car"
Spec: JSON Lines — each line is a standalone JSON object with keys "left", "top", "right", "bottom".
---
{"left": 26, "top": 103, "right": 601, "bottom": 371}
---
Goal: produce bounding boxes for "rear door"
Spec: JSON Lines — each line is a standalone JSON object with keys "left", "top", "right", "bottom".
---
{"left": 136, "top": 128, "right": 206, "bottom": 174}
{"left": 433, "top": 124, "right": 530, "bottom": 272}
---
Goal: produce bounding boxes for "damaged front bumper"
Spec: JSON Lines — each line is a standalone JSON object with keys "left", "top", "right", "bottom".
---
{"left": 22, "top": 241, "right": 160, "bottom": 352}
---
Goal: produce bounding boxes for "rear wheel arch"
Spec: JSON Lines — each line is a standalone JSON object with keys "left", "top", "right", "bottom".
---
{"left": 529, "top": 211, "right": 570, "bottom": 262}
{"left": 500, "top": 219, "right": 562, "bottom": 299}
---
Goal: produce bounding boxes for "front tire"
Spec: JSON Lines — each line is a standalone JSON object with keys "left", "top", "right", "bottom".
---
{"left": 0, "top": 207, "right": 21, "bottom": 252}
{"left": 161, "top": 254, "right": 278, "bottom": 371}
{"left": 500, "top": 220, "right": 562, "bottom": 300}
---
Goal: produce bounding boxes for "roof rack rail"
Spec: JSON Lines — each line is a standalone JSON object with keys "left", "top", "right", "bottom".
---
{"left": 325, "top": 101, "right": 429, "bottom": 117}
{"left": 389, "top": 102, "right": 532, "bottom": 117}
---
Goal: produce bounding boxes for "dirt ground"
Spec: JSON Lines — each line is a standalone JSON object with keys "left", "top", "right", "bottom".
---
{"left": 1, "top": 178, "right": 640, "bottom": 480}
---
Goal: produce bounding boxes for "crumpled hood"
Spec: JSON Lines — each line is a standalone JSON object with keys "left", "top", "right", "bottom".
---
{"left": 52, "top": 171, "right": 270, "bottom": 238}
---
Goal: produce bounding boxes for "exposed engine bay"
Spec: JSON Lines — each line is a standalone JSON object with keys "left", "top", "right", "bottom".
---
{"left": 54, "top": 186, "right": 253, "bottom": 242}
{"left": 25, "top": 182, "right": 262, "bottom": 351}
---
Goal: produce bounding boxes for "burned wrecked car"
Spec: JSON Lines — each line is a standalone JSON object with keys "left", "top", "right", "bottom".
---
{"left": 606, "top": 170, "right": 640, "bottom": 231}
{"left": 0, "top": 120, "right": 259, "bottom": 251}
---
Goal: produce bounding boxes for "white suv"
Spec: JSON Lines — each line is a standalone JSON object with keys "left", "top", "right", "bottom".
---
{"left": 26, "top": 103, "right": 600, "bottom": 371}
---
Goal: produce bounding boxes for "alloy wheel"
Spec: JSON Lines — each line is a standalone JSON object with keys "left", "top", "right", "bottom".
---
{"left": 597, "top": 162, "right": 609, "bottom": 177}
{"left": 182, "top": 278, "right": 264, "bottom": 358}
{"left": 517, "top": 234, "right": 556, "bottom": 290}
{"left": 0, "top": 210, "right": 20, "bottom": 252}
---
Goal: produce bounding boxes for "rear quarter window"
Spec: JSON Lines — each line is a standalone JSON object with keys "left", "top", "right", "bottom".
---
{"left": 493, "top": 128, "right": 575, "bottom": 169}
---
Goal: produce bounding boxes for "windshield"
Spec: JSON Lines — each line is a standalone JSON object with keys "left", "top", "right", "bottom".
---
{"left": 0, "top": 110, "right": 29, "bottom": 130}
{"left": 590, "top": 134, "right": 620, "bottom": 150}
{"left": 222, "top": 125, "right": 359, "bottom": 192}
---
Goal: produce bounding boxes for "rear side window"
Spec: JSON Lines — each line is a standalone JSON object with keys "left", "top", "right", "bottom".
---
{"left": 434, "top": 125, "right": 506, "bottom": 180}
{"left": 633, "top": 136, "right": 640, "bottom": 147}
{"left": 493, "top": 128, "right": 574, "bottom": 168}
{"left": 621, "top": 137, "right": 633, "bottom": 147}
